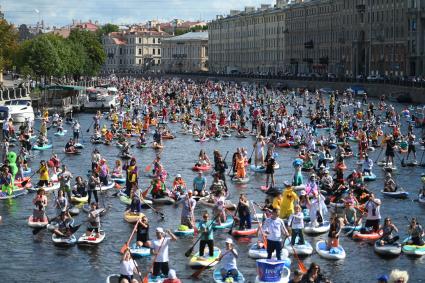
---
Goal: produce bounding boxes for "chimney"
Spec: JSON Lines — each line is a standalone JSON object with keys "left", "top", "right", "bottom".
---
{"left": 260, "top": 4, "right": 271, "bottom": 10}
{"left": 244, "top": 6, "right": 255, "bottom": 13}
{"left": 230, "top": 10, "right": 240, "bottom": 16}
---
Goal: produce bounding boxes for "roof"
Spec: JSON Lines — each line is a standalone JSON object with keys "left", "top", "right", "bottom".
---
{"left": 44, "top": 85, "right": 86, "bottom": 91}
{"left": 163, "top": 31, "right": 208, "bottom": 42}
{"left": 112, "top": 37, "right": 127, "bottom": 45}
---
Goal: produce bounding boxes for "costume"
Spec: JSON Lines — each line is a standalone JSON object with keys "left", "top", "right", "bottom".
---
{"left": 279, "top": 187, "right": 298, "bottom": 219}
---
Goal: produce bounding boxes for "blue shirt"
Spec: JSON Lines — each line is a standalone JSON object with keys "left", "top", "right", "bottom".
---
{"left": 193, "top": 176, "right": 206, "bottom": 192}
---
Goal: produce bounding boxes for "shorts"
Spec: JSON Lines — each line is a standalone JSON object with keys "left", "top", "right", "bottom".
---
{"left": 87, "top": 226, "right": 100, "bottom": 233}
{"left": 408, "top": 144, "right": 416, "bottom": 153}
{"left": 38, "top": 180, "right": 49, "bottom": 187}
{"left": 365, "top": 219, "right": 380, "bottom": 231}
{"left": 136, "top": 232, "right": 148, "bottom": 243}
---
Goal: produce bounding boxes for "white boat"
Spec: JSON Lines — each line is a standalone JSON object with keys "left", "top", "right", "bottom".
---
{"left": 0, "top": 99, "right": 34, "bottom": 124}
{"left": 83, "top": 87, "right": 118, "bottom": 110}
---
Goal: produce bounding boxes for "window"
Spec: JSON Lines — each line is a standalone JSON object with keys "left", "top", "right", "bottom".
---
{"left": 153, "top": 38, "right": 156, "bottom": 44}
{"left": 153, "top": 49, "right": 156, "bottom": 55}
{"left": 158, "top": 49, "right": 161, "bottom": 55}
{"left": 139, "top": 49, "right": 142, "bottom": 55}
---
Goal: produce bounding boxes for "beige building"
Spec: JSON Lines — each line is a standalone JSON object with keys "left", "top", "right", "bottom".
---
{"left": 101, "top": 27, "right": 171, "bottom": 74}
{"left": 209, "top": 5, "right": 286, "bottom": 75}
{"left": 161, "top": 32, "right": 208, "bottom": 73}
{"left": 209, "top": 0, "right": 425, "bottom": 77}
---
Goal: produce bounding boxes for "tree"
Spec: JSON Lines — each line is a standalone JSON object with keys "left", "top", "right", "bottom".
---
{"left": 96, "top": 23, "right": 119, "bottom": 42}
{"left": 17, "top": 34, "right": 63, "bottom": 78}
{"left": 0, "top": 19, "right": 18, "bottom": 72}
{"left": 68, "top": 29, "right": 106, "bottom": 76}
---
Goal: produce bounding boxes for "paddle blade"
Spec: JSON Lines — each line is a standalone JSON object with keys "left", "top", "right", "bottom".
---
{"left": 114, "top": 183, "right": 122, "bottom": 189}
{"left": 184, "top": 246, "right": 194, "bottom": 257}
{"left": 21, "top": 178, "right": 31, "bottom": 187}
{"left": 120, "top": 243, "right": 129, "bottom": 254}
{"left": 190, "top": 268, "right": 204, "bottom": 279}
{"left": 32, "top": 227, "right": 45, "bottom": 235}
{"left": 142, "top": 275, "right": 149, "bottom": 283}
{"left": 298, "top": 261, "right": 307, "bottom": 273}
{"left": 144, "top": 165, "right": 151, "bottom": 172}
{"left": 142, "top": 187, "right": 150, "bottom": 198}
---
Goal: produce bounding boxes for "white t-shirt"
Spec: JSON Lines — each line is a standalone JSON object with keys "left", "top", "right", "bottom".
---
{"left": 365, "top": 199, "right": 381, "bottom": 220}
{"left": 263, "top": 217, "right": 287, "bottom": 242}
{"left": 120, "top": 259, "right": 136, "bottom": 276}
{"left": 152, "top": 237, "right": 170, "bottom": 262}
{"left": 288, "top": 212, "right": 304, "bottom": 229}
{"left": 221, "top": 249, "right": 238, "bottom": 271}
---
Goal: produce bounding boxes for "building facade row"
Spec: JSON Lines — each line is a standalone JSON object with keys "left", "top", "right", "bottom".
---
{"left": 209, "top": 0, "right": 425, "bottom": 78}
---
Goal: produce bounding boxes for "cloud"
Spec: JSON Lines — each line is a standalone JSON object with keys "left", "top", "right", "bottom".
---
{"left": 1, "top": 0, "right": 276, "bottom": 26}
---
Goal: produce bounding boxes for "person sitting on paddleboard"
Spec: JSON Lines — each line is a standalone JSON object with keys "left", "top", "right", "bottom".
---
{"left": 72, "top": 176, "right": 87, "bottom": 198}
{"left": 172, "top": 174, "right": 186, "bottom": 200}
{"left": 196, "top": 149, "right": 211, "bottom": 166}
{"left": 383, "top": 172, "right": 397, "bottom": 192}
{"left": 112, "top": 160, "right": 123, "bottom": 178}
{"left": 193, "top": 172, "right": 207, "bottom": 197}
{"left": 378, "top": 217, "right": 400, "bottom": 246}
{"left": 118, "top": 250, "right": 139, "bottom": 283}
{"left": 65, "top": 138, "right": 76, "bottom": 153}
{"left": 406, "top": 218, "right": 425, "bottom": 246}
{"left": 219, "top": 238, "right": 239, "bottom": 282}
{"left": 136, "top": 215, "right": 151, "bottom": 248}
{"left": 53, "top": 211, "right": 73, "bottom": 238}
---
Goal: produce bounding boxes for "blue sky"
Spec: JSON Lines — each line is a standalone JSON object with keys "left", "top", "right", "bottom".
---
{"left": 1, "top": 0, "right": 276, "bottom": 27}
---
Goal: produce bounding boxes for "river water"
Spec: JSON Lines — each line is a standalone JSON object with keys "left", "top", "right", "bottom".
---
{"left": 0, "top": 98, "right": 425, "bottom": 283}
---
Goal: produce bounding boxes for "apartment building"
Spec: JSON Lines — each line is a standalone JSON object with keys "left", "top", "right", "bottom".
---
{"left": 161, "top": 32, "right": 208, "bottom": 73}
{"left": 102, "top": 27, "right": 171, "bottom": 74}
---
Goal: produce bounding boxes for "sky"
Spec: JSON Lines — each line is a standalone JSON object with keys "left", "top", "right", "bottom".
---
{"left": 1, "top": 0, "right": 276, "bottom": 27}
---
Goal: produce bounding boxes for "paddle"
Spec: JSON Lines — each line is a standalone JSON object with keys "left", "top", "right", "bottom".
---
{"left": 290, "top": 240, "right": 307, "bottom": 273}
{"left": 141, "top": 197, "right": 165, "bottom": 219}
{"left": 251, "top": 201, "right": 267, "bottom": 249}
{"left": 228, "top": 202, "right": 240, "bottom": 235}
{"left": 184, "top": 213, "right": 220, "bottom": 257}
{"left": 120, "top": 219, "right": 140, "bottom": 254}
{"left": 86, "top": 120, "right": 95, "bottom": 133}
{"left": 247, "top": 148, "right": 255, "bottom": 164}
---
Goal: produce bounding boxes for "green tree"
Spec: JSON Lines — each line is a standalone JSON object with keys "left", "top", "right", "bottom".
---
{"left": 96, "top": 23, "right": 119, "bottom": 41}
{"left": 16, "top": 34, "right": 63, "bottom": 79}
{"left": 0, "top": 18, "right": 18, "bottom": 72}
{"left": 68, "top": 29, "right": 106, "bottom": 76}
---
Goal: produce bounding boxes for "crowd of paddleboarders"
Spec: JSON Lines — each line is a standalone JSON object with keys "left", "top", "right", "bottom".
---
{"left": 1, "top": 76, "right": 425, "bottom": 282}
